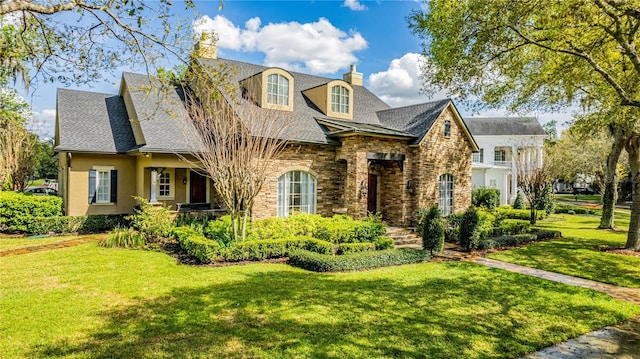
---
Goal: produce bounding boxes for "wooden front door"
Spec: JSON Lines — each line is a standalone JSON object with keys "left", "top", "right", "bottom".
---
{"left": 367, "top": 174, "right": 378, "bottom": 213}
{"left": 190, "top": 171, "right": 207, "bottom": 203}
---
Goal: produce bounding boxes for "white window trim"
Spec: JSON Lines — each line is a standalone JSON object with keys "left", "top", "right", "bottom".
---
{"left": 277, "top": 171, "right": 317, "bottom": 218}
{"left": 331, "top": 85, "right": 349, "bottom": 114}
{"left": 93, "top": 165, "right": 114, "bottom": 205}
{"left": 266, "top": 73, "right": 289, "bottom": 107}
{"left": 439, "top": 174, "right": 454, "bottom": 216}
{"left": 157, "top": 168, "right": 175, "bottom": 200}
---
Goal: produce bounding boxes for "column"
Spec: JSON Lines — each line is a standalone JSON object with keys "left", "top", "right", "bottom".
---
{"left": 538, "top": 146, "right": 543, "bottom": 168}
{"left": 150, "top": 168, "right": 158, "bottom": 203}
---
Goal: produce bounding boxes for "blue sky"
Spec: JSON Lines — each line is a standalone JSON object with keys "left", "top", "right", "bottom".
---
{"left": 22, "top": 0, "right": 572, "bottom": 139}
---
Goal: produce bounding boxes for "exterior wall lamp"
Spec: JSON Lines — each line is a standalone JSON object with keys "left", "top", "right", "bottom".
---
{"left": 406, "top": 180, "right": 415, "bottom": 194}
{"left": 359, "top": 180, "right": 368, "bottom": 198}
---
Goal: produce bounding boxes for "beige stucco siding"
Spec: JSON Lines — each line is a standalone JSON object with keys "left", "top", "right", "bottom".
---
{"left": 65, "top": 154, "right": 137, "bottom": 216}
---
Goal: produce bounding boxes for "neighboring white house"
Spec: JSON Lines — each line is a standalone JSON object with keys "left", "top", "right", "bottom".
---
{"left": 465, "top": 117, "right": 545, "bottom": 205}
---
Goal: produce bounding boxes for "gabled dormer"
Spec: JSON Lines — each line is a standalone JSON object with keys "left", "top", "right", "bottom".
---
{"left": 240, "top": 68, "right": 294, "bottom": 112}
{"left": 303, "top": 80, "right": 354, "bottom": 120}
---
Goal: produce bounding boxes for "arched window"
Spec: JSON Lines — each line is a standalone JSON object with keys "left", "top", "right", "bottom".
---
{"left": 267, "top": 74, "right": 289, "bottom": 106}
{"left": 277, "top": 171, "right": 316, "bottom": 217}
{"left": 439, "top": 174, "right": 454, "bottom": 215}
{"left": 331, "top": 85, "right": 349, "bottom": 114}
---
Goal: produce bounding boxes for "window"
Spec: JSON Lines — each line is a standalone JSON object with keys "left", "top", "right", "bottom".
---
{"left": 494, "top": 149, "right": 506, "bottom": 162}
{"left": 439, "top": 174, "right": 454, "bottom": 215}
{"left": 472, "top": 149, "right": 484, "bottom": 163}
{"left": 277, "top": 171, "right": 316, "bottom": 217}
{"left": 159, "top": 172, "right": 171, "bottom": 197}
{"left": 266, "top": 74, "right": 289, "bottom": 106}
{"left": 444, "top": 120, "right": 451, "bottom": 137}
{"left": 89, "top": 167, "right": 117, "bottom": 204}
{"left": 331, "top": 85, "right": 349, "bottom": 114}
{"left": 489, "top": 179, "right": 497, "bottom": 188}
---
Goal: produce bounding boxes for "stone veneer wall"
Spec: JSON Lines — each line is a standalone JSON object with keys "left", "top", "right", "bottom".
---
{"left": 414, "top": 106, "right": 473, "bottom": 214}
{"left": 252, "top": 143, "right": 342, "bottom": 219}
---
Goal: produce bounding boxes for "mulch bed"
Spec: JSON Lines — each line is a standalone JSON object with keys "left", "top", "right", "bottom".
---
{"left": 597, "top": 246, "right": 640, "bottom": 257}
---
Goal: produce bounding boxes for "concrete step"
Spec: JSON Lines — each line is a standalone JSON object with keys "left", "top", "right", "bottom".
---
{"left": 386, "top": 227, "right": 423, "bottom": 248}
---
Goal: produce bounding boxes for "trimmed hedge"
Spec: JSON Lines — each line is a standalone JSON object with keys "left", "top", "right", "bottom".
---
{"left": 338, "top": 242, "right": 375, "bottom": 255}
{"left": 0, "top": 191, "right": 62, "bottom": 232}
{"left": 182, "top": 235, "right": 222, "bottom": 263}
{"left": 312, "top": 215, "right": 386, "bottom": 244}
{"left": 533, "top": 229, "right": 562, "bottom": 240}
{"left": 26, "top": 214, "right": 128, "bottom": 234}
{"left": 288, "top": 249, "right": 431, "bottom": 272}
{"left": 491, "top": 219, "right": 531, "bottom": 236}
{"left": 477, "top": 229, "right": 562, "bottom": 250}
{"left": 460, "top": 207, "right": 495, "bottom": 251}
{"left": 495, "top": 207, "right": 545, "bottom": 221}
{"left": 374, "top": 236, "right": 394, "bottom": 250}
{"left": 223, "top": 236, "right": 334, "bottom": 262}
{"left": 472, "top": 187, "right": 500, "bottom": 211}
{"left": 555, "top": 204, "right": 598, "bottom": 215}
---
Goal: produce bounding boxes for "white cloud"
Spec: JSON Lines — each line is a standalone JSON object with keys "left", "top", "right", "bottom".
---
{"left": 368, "top": 53, "right": 450, "bottom": 107}
{"left": 29, "top": 109, "right": 56, "bottom": 140}
{"left": 192, "top": 15, "right": 368, "bottom": 74}
{"left": 342, "top": 0, "right": 367, "bottom": 11}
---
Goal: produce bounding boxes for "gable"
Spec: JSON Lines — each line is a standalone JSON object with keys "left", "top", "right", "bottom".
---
{"left": 420, "top": 102, "right": 479, "bottom": 152}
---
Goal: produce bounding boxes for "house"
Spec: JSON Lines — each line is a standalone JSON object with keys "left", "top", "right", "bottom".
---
{"left": 464, "top": 117, "right": 545, "bottom": 205}
{"left": 55, "top": 49, "right": 479, "bottom": 225}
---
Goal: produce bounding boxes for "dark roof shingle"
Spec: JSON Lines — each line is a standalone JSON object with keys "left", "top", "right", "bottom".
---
{"left": 465, "top": 117, "right": 545, "bottom": 136}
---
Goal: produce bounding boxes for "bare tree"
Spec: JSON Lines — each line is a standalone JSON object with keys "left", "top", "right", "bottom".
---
{"left": 517, "top": 155, "right": 552, "bottom": 225}
{"left": 11, "top": 131, "right": 37, "bottom": 190}
{"left": 181, "top": 65, "right": 292, "bottom": 241}
{"left": 0, "top": 123, "right": 31, "bottom": 189}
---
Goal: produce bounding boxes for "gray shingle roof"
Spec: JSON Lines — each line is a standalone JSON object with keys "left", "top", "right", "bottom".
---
{"left": 55, "top": 88, "right": 137, "bottom": 153}
{"left": 465, "top": 117, "right": 545, "bottom": 136}
{"left": 377, "top": 99, "right": 452, "bottom": 145}
{"left": 317, "top": 118, "right": 415, "bottom": 138}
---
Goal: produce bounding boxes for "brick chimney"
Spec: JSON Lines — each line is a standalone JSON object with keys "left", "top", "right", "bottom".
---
{"left": 194, "top": 33, "right": 217, "bottom": 60}
{"left": 343, "top": 64, "right": 363, "bottom": 86}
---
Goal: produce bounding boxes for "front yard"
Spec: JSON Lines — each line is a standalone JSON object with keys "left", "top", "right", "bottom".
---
{"left": 1, "top": 239, "right": 638, "bottom": 358}
{"left": 487, "top": 212, "right": 640, "bottom": 287}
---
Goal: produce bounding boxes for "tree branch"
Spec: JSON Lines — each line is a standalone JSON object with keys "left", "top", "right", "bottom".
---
{"left": 0, "top": 0, "right": 79, "bottom": 15}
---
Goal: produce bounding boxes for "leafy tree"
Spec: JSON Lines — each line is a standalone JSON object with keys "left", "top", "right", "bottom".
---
{"left": 409, "top": 0, "right": 640, "bottom": 250}
{"left": 33, "top": 139, "right": 57, "bottom": 180}
{"left": 471, "top": 187, "right": 500, "bottom": 211}
{"left": 543, "top": 120, "right": 558, "bottom": 144}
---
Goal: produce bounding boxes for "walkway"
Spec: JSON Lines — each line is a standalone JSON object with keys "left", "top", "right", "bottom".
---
{"left": 439, "top": 246, "right": 640, "bottom": 358}
{"left": 0, "top": 235, "right": 104, "bottom": 257}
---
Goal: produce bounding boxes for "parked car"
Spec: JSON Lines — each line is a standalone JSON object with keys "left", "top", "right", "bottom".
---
{"left": 23, "top": 186, "right": 58, "bottom": 196}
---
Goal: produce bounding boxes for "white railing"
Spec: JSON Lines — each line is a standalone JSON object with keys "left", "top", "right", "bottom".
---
{"left": 493, "top": 161, "right": 512, "bottom": 168}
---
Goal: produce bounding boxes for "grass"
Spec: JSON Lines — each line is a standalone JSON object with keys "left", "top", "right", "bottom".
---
{"left": 1, "top": 241, "right": 638, "bottom": 358}
{"left": 555, "top": 194, "right": 601, "bottom": 203}
{"left": 488, "top": 212, "right": 640, "bottom": 287}
{"left": 0, "top": 235, "right": 92, "bottom": 252}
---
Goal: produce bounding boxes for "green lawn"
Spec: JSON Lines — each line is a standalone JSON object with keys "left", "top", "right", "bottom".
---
{"left": 488, "top": 212, "right": 640, "bottom": 287}
{"left": 555, "top": 194, "right": 601, "bottom": 203}
{"left": 0, "top": 235, "right": 89, "bottom": 252}
{"left": 1, "top": 242, "right": 638, "bottom": 358}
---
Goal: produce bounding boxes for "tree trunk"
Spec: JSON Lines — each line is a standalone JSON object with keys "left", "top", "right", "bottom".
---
{"left": 625, "top": 135, "right": 640, "bottom": 251}
{"left": 241, "top": 211, "right": 248, "bottom": 241}
{"left": 599, "top": 129, "right": 626, "bottom": 229}
{"left": 231, "top": 213, "right": 239, "bottom": 242}
{"left": 530, "top": 207, "right": 537, "bottom": 225}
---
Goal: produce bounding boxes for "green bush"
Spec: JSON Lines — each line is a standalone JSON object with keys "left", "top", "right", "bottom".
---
{"left": 374, "top": 236, "right": 394, "bottom": 250}
{"left": 491, "top": 219, "right": 531, "bottom": 236}
{"left": 512, "top": 193, "right": 526, "bottom": 209}
{"left": 313, "top": 215, "right": 385, "bottom": 244}
{"left": 416, "top": 206, "right": 445, "bottom": 255}
{"left": 204, "top": 215, "right": 235, "bottom": 247}
{"left": 223, "top": 236, "right": 334, "bottom": 262}
{"left": 251, "top": 217, "right": 286, "bottom": 240}
{"left": 459, "top": 207, "right": 495, "bottom": 251}
{"left": 472, "top": 187, "right": 500, "bottom": 211}
{"left": 338, "top": 242, "right": 375, "bottom": 255}
{"left": 283, "top": 214, "right": 324, "bottom": 237}
{"left": 180, "top": 234, "right": 221, "bottom": 264}
{"left": 555, "top": 204, "right": 597, "bottom": 215}
{"left": 99, "top": 227, "right": 146, "bottom": 249}
{"left": 127, "top": 197, "right": 174, "bottom": 240}
{"left": 533, "top": 229, "right": 562, "bottom": 240}
{"left": 171, "top": 226, "right": 202, "bottom": 243}
{"left": 22, "top": 214, "right": 127, "bottom": 235}
{"left": 288, "top": 249, "right": 431, "bottom": 272}
{"left": 444, "top": 214, "right": 463, "bottom": 243}
{"left": 0, "top": 191, "right": 62, "bottom": 232}
{"left": 495, "top": 207, "right": 545, "bottom": 221}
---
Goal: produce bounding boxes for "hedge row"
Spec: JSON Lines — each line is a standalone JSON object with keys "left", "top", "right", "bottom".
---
{"left": 0, "top": 191, "right": 62, "bottom": 232}
{"left": 224, "top": 236, "right": 334, "bottom": 262}
{"left": 477, "top": 230, "right": 562, "bottom": 250}
{"left": 494, "top": 207, "right": 546, "bottom": 221}
{"left": 491, "top": 219, "right": 531, "bottom": 236}
{"left": 555, "top": 204, "right": 598, "bottom": 215}
{"left": 27, "top": 215, "right": 128, "bottom": 234}
{"left": 288, "top": 249, "right": 431, "bottom": 272}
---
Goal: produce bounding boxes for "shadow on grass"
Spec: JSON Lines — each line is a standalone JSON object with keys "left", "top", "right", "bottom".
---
{"left": 33, "top": 262, "right": 634, "bottom": 359}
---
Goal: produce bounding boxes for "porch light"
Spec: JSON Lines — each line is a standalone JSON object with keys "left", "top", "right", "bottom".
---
{"left": 359, "top": 180, "right": 368, "bottom": 198}
{"left": 406, "top": 180, "right": 415, "bottom": 194}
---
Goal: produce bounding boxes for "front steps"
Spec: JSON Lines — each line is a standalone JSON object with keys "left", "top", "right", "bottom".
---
{"left": 386, "top": 227, "right": 422, "bottom": 249}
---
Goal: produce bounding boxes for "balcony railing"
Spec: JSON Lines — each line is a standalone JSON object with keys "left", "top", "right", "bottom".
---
{"left": 493, "top": 161, "right": 512, "bottom": 168}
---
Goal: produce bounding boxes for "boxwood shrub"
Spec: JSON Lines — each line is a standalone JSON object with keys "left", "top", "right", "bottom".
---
{"left": 0, "top": 191, "right": 62, "bottom": 232}
{"left": 312, "top": 215, "right": 385, "bottom": 244}
{"left": 338, "top": 242, "right": 375, "bottom": 255}
{"left": 491, "top": 219, "right": 531, "bottom": 236}
{"left": 495, "top": 207, "right": 545, "bottom": 221}
{"left": 374, "top": 236, "right": 394, "bottom": 250}
{"left": 555, "top": 204, "right": 597, "bottom": 215}
{"left": 477, "top": 229, "right": 562, "bottom": 250}
{"left": 181, "top": 234, "right": 222, "bottom": 263}
{"left": 223, "top": 236, "right": 335, "bottom": 262}
{"left": 288, "top": 249, "right": 431, "bottom": 272}
{"left": 533, "top": 229, "right": 562, "bottom": 240}
{"left": 25, "top": 214, "right": 128, "bottom": 235}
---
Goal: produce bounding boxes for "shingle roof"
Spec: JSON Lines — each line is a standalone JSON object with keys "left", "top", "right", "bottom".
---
{"left": 317, "top": 118, "right": 415, "bottom": 138}
{"left": 377, "top": 99, "right": 452, "bottom": 144}
{"left": 465, "top": 117, "right": 545, "bottom": 136}
{"left": 55, "top": 89, "right": 137, "bottom": 153}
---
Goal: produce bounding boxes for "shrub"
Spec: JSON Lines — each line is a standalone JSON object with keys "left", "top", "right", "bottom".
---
{"left": 512, "top": 193, "right": 526, "bottom": 209}
{"left": 23, "top": 214, "right": 127, "bottom": 235}
{"left": 0, "top": 191, "right": 62, "bottom": 232}
{"left": 180, "top": 234, "right": 221, "bottom": 263}
{"left": 171, "top": 226, "right": 202, "bottom": 243}
{"left": 127, "top": 197, "right": 174, "bottom": 240}
{"left": 444, "top": 214, "right": 463, "bottom": 243}
{"left": 374, "top": 236, "right": 394, "bottom": 250}
{"left": 312, "top": 215, "right": 385, "bottom": 244}
{"left": 472, "top": 187, "right": 500, "bottom": 211}
{"left": 251, "top": 217, "right": 286, "bottom": 240}
{"left": 555, "top": 204, "right": 597, "bottom": 215}
{"left": 204, "top": 215, "right": 235, "bottom": 247}
{"left": 535, "top": 185, "right": 556, "bottom": 215}
{"left": 283, "top": 214, "right": 324, "bottom": 236}
{"left": 288, "top": 249, "right": 431, "bottom": 272}
{"left": 491, "top": 219, "right": 531, "bottom": 236}
{"left": 533, "top": 229, "right": 562, "bottom": 240}
{"left": 495, "top": 207, "right": 545, "bottom": 221}
{"left": 99, "top": 226, "right": 146, "bottom": 248}
{"left": 338, "top": 242, "right": 375, "bottom": 255}
{"left": 459, "top": 207, "right": 495, "bottom": 251}
{"left": 223, "top": 236, "right": 334, "bottom": 261}
{"left": 416, "top": 206, "right": 445, "bottom": 255}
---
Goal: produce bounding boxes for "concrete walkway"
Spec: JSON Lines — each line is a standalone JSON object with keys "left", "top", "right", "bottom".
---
{"left": 439, "top": 247, "right": 640, "bottom": 358}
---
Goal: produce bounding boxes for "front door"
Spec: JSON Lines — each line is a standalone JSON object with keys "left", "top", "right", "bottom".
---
{"left": 367, "top": 174, "right": 378, "bottom": 213}
{"left": 190, "top": 171, "right": 207, "bottom": 203}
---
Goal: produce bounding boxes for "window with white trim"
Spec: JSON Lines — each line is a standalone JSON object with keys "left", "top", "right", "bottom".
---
{"left": 267, "top": 74, "right": 289, "bottom": 106}
{"left": 439, "top": 174, "right": 454, "bottom": 215}
{"left": 472, "top": 149, "right": 484, "bottom": 163}
{"left": 159, "top": 172, "right": 171, "bottom": 197}
{"left": 96, "top": 170, "right": 110, "bottom": 203}
{"left": 89, "top": 166, "right": 117, "bottom": 204}
{"left": 331, "top": 85, "right": 349, "bottom": 114}
{"left": 277, "top": 171, "right": 316, "bottom": 217}
{"left": 495, "top": 149, "right": 506, "bottom": 162}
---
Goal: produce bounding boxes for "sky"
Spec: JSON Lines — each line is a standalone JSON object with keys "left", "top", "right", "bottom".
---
{"left": 20, "top": 0, "right": 574, "bottom": 139}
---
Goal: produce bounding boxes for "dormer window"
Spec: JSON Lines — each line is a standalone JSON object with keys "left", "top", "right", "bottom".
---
{"left": 267, "top": 74, "right": 289, "bottom": 106}
{"left": 331, "top": 85, "right": 349, "bottom": 114}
